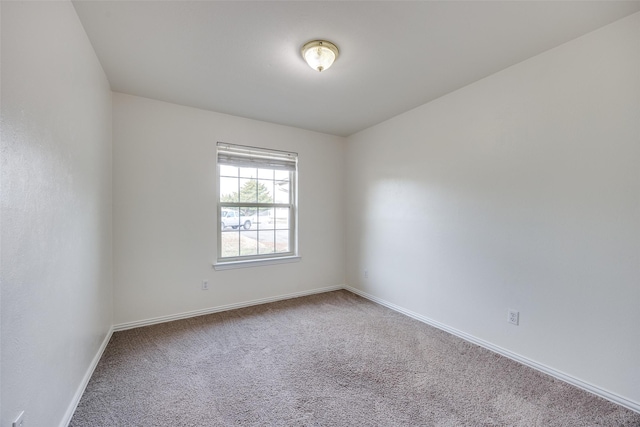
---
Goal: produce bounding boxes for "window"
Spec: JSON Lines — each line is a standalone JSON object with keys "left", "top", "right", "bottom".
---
{"left": 215, "top": 142, "right": 298, "bottom": 267}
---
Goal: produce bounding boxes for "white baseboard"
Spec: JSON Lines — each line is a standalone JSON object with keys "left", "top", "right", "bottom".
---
{"left": 60, "top": 326, "right": 114, "bottom": 427}
{"left": 343, "top": 285, "right": 640, "bottom": 414}
{"left": 113, "top": 285, "right": 344, "bottom": 332}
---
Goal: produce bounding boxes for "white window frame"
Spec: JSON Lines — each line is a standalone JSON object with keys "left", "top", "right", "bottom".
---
{"left": 214, "top": 142, "right": 299, "bottom": 270}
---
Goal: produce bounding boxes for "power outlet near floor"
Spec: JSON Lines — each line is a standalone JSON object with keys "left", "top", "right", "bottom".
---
{"left": 364, "top": 269, "right": 369, "bottom": 279}
{"left": 202, "top": 280, "right": 209, "bottom": 290}
{"left": 508, "top": 309, "right": 519, "bottom": 326}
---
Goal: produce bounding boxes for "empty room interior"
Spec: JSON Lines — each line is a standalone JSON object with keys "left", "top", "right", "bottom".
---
{"left": 2, "top": 1, "right": 640, "bottom": 426}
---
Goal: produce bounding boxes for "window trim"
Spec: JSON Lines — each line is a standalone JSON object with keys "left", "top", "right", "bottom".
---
{"left": 213, "top": 255, "right": 301, "bottom": 271}
{"left": 215, "top": 142, "right": 298, "bottom": 267}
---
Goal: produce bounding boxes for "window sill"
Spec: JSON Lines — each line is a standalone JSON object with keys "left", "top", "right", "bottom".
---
{"left": 213, "top": 255, "right": 301, "bottom": 271}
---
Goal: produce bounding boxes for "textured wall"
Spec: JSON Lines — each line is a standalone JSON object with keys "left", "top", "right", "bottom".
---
{"left": 346, "top": 13, "right": 640, "bottom": 406}
{"left": 112, "top": 93, "right": 345, "bottom": 325}
{"left": 1, "top": 2, "right": 113, "bottom": 425}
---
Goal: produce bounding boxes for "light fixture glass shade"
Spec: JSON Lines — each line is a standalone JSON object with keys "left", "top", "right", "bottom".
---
{"left": 301, "top": 40, "right": 339, "bottom": 72}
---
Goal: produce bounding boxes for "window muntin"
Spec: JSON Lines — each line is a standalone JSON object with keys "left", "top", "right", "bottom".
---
{"left": 217, "top": 143, "right": 297, "bottom": 263}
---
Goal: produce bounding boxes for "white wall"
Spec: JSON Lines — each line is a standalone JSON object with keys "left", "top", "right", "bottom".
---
{"left": 346, "top": 12, "right": 640, "bottom": 407}
{"left": 1, "top": 2, "right": 113, "bottom": 426}
{"left": 112, "top": 93, "right": 345, "bottom": 325}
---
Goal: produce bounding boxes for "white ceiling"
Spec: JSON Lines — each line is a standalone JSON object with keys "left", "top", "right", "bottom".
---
{"left": 73, "top": 1, "right": 640, "bottom": 137}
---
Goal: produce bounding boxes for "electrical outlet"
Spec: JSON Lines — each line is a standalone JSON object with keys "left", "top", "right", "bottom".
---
{"left": 508, "top": 309, "right": 519, "bottom": 325}
{"left": 364, "top": 269, "right": 368, "bottom": 279}
{"left": 202, "top": 280, "right": 209, "bottom": 290}
{"left": 13, "top": 411, "right": 25, "bottom": 427}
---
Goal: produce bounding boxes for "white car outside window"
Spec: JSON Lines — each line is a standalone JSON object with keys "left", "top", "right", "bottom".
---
{"left": 220, "top": 209, "right": 253, "bottom": 230}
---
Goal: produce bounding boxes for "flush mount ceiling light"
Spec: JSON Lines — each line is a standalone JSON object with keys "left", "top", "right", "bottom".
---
{"left": 301, "top": 40, "right": 339, "bottom": 72}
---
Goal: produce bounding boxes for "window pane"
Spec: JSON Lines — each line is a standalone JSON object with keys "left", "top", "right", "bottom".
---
{"left": 275, "top": 207, "right": 290, "bottom": 229}
{"left": 221, "top": 231, "right": 239, "bottom": 258}
{"left": 220, "top": 165, "right": 238, "bottom": 177}
{"left": 240, "top": 231, "right": 258, "bottom": 256}
{"left": 239, "top": 167, "right": 257, "bottom": 178}
{"left": 258, "top": 208, "right": 274, "bottom": 230}
{"left": 220, "top": 177, "right": 239, "bottom": 202}
{"left": 275, "top": 230, "right": 290, "bottom": 253}
{"left": 258, "top": 180, "right": 274, "bottom": 203}
{"left": 274, "top": 181, "right": 290, "bottom": 203}
{"left": 239, "top": 178, "right": 257, "bottom": 203}
{"left": 238, "top": 209, "right": 254, "bottom": 228}
{"left": 275, "top": 170, "right": 289, "bottom": 182}
{"left": 258, "top": 231, "right": 275, "bottom": 254}
{"left": 258, "top": 168, "right": 273, "bottom": 180}
{"left": 221, "top": 207, "right": 240, "bottom": 229}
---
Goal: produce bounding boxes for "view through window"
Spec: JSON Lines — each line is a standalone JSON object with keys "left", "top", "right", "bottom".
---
{"left": 217, "top": 143, "right": 297, "bottom": 262}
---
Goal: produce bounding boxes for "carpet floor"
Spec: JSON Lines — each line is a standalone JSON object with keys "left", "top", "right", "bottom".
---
{"left": 70, "top": 290, "right": 640, "bottom": 426}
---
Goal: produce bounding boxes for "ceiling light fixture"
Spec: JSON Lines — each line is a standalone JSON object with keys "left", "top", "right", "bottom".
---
{"left": 301, "top": 40, "right": 339, "bottom": 72}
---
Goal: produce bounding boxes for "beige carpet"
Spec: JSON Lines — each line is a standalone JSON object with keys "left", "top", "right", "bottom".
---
{"left": 70, "top": 290, "right": 640, "bottom": 426}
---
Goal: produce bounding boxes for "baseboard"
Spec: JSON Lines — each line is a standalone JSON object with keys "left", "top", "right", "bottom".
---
{"left": 60, "top": 326, "right": 114, "bottom": 427}
{"left": 343, "top": 285, "right": 640, "bottom": 414}
{"left": 113, "top": 285, "right": 344, "bottom": 332}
